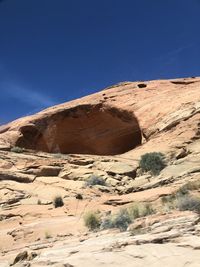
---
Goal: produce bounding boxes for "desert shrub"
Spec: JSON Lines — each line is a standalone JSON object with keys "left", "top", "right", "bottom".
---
{"left": 129, "top": 226, "right": 147, "bottom": 236}
{"left": 53, "top": 196, "right": 64, "bottom": 208}
{"left": 161, "top": 194, "right": 177, "bottom": 210}
{"left": 112, "top": 209, "right": 132, "bottom": 231}
{"left": 54, "top": 153, "right": 63, "bottom": 158}
{"left": 11, "top": 146, "right": 24, "bottom": 153}
{"left": 161, "top": 194, "right": 176, "bottom": 204}
{"left": 100, "top": 203, "right": 156, "bottom": 232}
{"left": 84, "top": 211, "right": 101, "bottom": 231}
{"left": 176, "top": 180, "right": 200, "bottom": 198}
{"left": 128, "top": 203, "right": 155, "bottom": 220}
{"left": 85, "top": 175, "right": 106, "bottom": 187}
{"left": 128, "top": 204, "right": 140, "bottom": 219}
{"left": 140, "top": 203, "right": 155, "bottom": 216}
{"left": 45, "top": 231, "right": 52, "bottom": 239}
{"left": 101, "top": 209, "right": 132, "bottom": 232}
{"left": 179, "top": 180, "right": 200, "bottom": 193}
{"left": 139, "top": 152, "right": 166, "bottom": 175}
{"left": 176, "top": 195, "right": 200, "bottom": 213}
{"left": 100, "top": 216, "right": 113, "bottom": 230}
{"left": 186, "top": 180, "right": 200, "bottom": 190}
{"left": 76, "top": 193, "right": 83, "bottom": 200}
{"left": 176, "top": 186, "right": 189, "bottom": 197}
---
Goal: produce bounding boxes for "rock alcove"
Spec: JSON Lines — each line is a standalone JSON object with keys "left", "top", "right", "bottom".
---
{"left": 15, "top": 104, "right": 142, "bottom": 155}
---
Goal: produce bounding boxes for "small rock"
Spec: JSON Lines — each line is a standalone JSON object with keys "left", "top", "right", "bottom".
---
{"left": 95, "top": 185, "right": 111, "bottom": 193}
{"left": 175, "top": 148, "right": 188, "bottom": 159}
{"left": 37, "top": 166, "right": 61, "bottom": 177}
{"left": 12, "top": 251, "right": 28, "bottom": 265}
{"left": 106, "top": 177, "right": 120, "bottom": 187}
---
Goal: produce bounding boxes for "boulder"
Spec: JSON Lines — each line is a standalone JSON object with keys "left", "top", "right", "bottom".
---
{"left": 0, "top": 170, "right": 35, "bottom": 183}
{"left": 97, "top": 161, "right": 137, "bottom": 178}
{"left": 13, "top": 251, "right": 28, "bottom": 265}
{"left": 37, "top": 166, "right": 61, "bottom": 177}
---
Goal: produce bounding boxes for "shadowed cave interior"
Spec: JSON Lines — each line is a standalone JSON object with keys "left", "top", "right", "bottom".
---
{"left": 16, "top": 105, "right": 142, "bottom": 155}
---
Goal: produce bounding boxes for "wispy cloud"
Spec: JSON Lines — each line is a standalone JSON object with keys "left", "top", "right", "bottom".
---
{"left": 156, "top": 43, "right": 195, "bottom": 63}
{"left": 1, "top": 81, "right": 56, "bottom": 108}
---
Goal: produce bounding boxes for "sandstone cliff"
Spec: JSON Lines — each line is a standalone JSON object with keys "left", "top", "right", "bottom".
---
{"left": 0, "top": 76, "right": 200, "bottom": 267}
{"left": 1, "top": 76, "right": 200, "bottom": 157}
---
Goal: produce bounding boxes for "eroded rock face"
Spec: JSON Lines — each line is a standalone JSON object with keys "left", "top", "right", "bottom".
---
{"left": 1, "top": 104, "right": 142, "bottom": 155}
{"left": 1, "top": 76, "right": 200, "bottom": 156}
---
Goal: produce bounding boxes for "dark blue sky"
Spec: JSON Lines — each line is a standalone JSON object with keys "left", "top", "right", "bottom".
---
{"left": 0, "top": 0, "right": 200, "bottom": 124}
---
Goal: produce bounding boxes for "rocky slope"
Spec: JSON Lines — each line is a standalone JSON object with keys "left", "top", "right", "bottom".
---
{"left": 0, "top": 76, "right": 200, "bottom": 266}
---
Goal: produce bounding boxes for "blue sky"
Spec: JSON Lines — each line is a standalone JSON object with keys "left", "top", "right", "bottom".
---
{"left": 0, "top": 0, "right": 200, "bottom": 124}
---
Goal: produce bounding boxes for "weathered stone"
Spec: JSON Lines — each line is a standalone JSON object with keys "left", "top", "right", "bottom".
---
{"left": 97, "top": 161, "right": 137, "bottom": 178}
{"left": 37, "top": 166, "right": 61, "bottom": 177}
{"left": 0, "top": 170, "right": 35, "bottom": 183}
{"left": 106, "top": 177, "right": 120, "bottom": 187}
{"left": 94, "top": 185, "right": 111, "bottom": 193}
{"left": 13, "top": 251, "right": 28, "bottom": 265}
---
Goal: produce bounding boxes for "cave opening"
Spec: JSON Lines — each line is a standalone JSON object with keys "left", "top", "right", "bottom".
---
{"left": 17, "top": 105, "right": 142, "bottom": 156}
{"left": 137, "top": 83, "right": 147, "bottom": 88}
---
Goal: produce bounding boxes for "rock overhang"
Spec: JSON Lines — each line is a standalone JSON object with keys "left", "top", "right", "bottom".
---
{"left": 14, "top": 104, "right": 142, "bottom": 155}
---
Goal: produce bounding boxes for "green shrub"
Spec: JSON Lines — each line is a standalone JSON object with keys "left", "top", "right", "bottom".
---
{"left": 161, "top": 194, "right": 176, "bottom": 204}
{"left": 53, "top": 196, "right": 64, "bottom": 208}
{"left": 139, "top": 152, "right": 166, "bottom": 175}
{"left": 101, "top": 209, "right": 132, "bottom": 232}
{"left": 11, "top": 146, "right": 24, "bottom": 153}
{"left": 178, "top": 180, "right": 200, "bottom": 194}
{"left": 128, "top": 203, "right": 155, "bottom": 219}
{"left": 140, "top": 203, "right": 155, "bottom": 216}
{"left": 176, "top": 181, "right": 200, "bottom": 199}
{"left": 101, "top": 203, "right": 156, "bottom": 232}
{"left": 100, "top": 216, "right": 113, "bottom": 230}
{"left": 85, "top": 175, "right": 106, "bottom": 187}
{"left": 84, "top": 211, "right": 101, "bottom": 231}
{"left": 175, "top": 186, "right": 189, "bottom": 197}
{"left": 112, "top": 209, "right": 132, "bottom": 231}
{"left": 128, "top": 204, "right": 140, "bottom": 219}
{"left": 176, "top": 195, "right": 200, "bottom": 213}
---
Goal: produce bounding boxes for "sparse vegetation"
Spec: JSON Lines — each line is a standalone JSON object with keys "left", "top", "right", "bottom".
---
{"left": 177, "top": 180, "right": 200, "bottom": 195}
{"left": 128, "top": 204, "right": 140, "bottom": 219}
{"left": 84, "top": 211, "right": 101, "bottom": 231}
{"left": 76, "top": 193, "right": 83, "bottom": 200}
{"left": 128, "top": 203, "right": 155, "bottom": 220}
{"left": 101, "top": 204, "right": 155, "bottom": 232}
{"left": 176, "top": 186, "right": 189, "bottom": 197}
{"left": 53, "top": 196, "right": 64, "bottom": 208}
{"left": 161, "top": 186, "right": 200, "bottom": 214}
{"left": 101, "top": 209, "right": 132, "bottom": 231}
{"left": 111, "top": 209, "right": 132, "bottom": 231}
{"left": 139, "top": 152, "right": 166, "bottom": 175}
{"left": 129, "top": 227, "right": 147, "bottom": 236}
{"left": 176, "top": 195, "right": 200, "bottom": 213}
{"left": 140, "top": 203, "right": 155, "bottom": 216}
{"left": 11, "top": 146, "right": 24, "bottom": 153}
{"left": 85, "top": 175, "right": 106, "bottom": 187}
{"left": 161, "top": 194, "right": 176, "bottom": 207}
{"left": 100, "top": 216, "right": 113, "bottom": 230}
{"left": 45, "top": 231, "right": 52, "bottom": 239}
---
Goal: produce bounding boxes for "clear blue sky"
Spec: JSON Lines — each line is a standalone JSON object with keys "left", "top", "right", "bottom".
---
{"left": 0, "top": 0, "right": 200, "bottom": 124}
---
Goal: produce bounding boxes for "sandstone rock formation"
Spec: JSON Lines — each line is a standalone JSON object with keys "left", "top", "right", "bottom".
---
{"left": 1, "top": 76, "right": 200, "bottom": 156}
{"left": 0, "top": 104, "right": 142, "bottom": 155}
{"left": 0, "top": 76, "right": 200, "bottom": 266}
